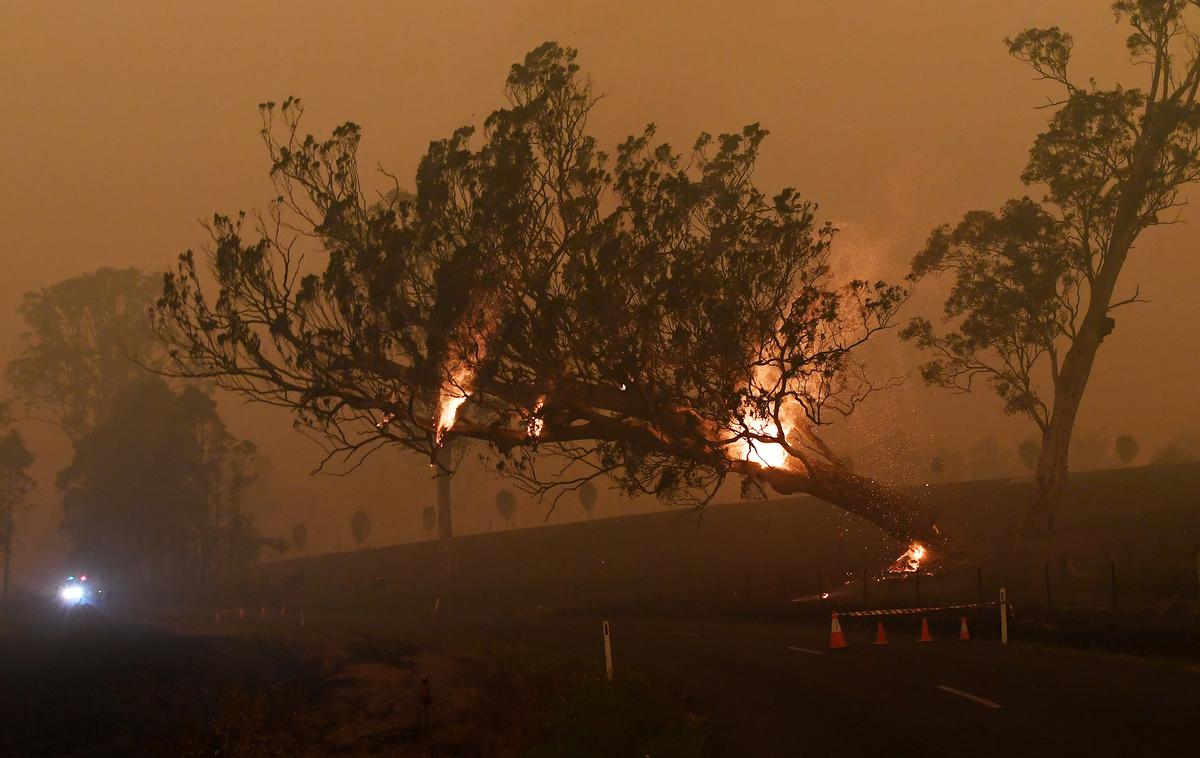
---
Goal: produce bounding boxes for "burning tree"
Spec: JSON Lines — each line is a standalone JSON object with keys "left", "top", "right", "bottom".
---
{"left": 153, "top": 43, "right": 941, "bottom": 554}
{"left": 905, "top": 3, "right": 1200, "bottom": 529}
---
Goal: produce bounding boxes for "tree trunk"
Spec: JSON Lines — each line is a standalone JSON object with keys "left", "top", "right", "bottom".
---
{"left": 434, "top": 444, "right": 455, "bottom": 577}
{"left": 435, "top": 444, "right": 454, "bottom": 543}
{"left": 751, "top": 460, "right": 945, "bottom": 550}
{"left": 1032, "top": 340, "right": 1099, "bottom": 532}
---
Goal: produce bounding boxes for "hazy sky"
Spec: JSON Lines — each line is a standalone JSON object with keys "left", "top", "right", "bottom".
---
{"left": 3, "top": 2, "right": 1198, "bottom": 579}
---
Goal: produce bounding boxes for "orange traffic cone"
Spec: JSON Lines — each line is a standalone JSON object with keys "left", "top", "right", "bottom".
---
{"left": 829, "top": 612, "right": 848, "bottom": 649}
{"left": 873, "top": 620, "right": 889, "bottom": 645}
{"left": 918, "top": 617, "right": 933, "bottom": 642}
{"left": 959, "top": 616, "right": 971, "bottom": 641}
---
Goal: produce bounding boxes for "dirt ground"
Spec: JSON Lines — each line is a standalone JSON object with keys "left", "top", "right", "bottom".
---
{"left": 0, "top": 598, "right": 705, "bottom": 757}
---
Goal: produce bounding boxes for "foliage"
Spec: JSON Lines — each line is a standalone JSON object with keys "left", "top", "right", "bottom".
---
{"left": 7, "top": 268, "right": 162, "bottom": 442}
{"left": 350, "top": 509, "right": 371, "bottom": 546}
{"left": 1018, "top": 440, "right": 1040, "bottom": 471}
{"left": 577, "top": 480, "right": 597, "bottom": 518}
{"left": 152, "top": 43, "right": 935, "bottom": 544}
{"left": 1114, "top": 433, "right": 1139, "bottom": 465}
{"left": 291, "top": 522, "right": 308, "bottom": 553}
{"left": 1151, "top": 431, "right": 1199, "bottom": 464}
{"left": 929, "top": 456, "right": 945, "bottom": 477}
{"left": 495, "top": 489, "right": 517, "bottom": 528}
{"left": 57, "top": 377, "right": 273, "bottom": 582}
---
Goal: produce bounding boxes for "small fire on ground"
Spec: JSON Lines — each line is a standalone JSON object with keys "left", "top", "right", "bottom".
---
{"left": 888, "top": 542, "right": 927, "bottom": 573}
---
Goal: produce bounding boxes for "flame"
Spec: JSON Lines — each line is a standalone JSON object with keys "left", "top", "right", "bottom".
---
{"left": 434, "top": 365, "right": 473, "bottom": 445}
{"left": 526, "top": 395, "right": 546, "bottom": 439}
{"left": 888, "top": 542, "right": 928, "bottom": 573}
{"left": 725, "top": 364, "right": 794, "bottom": 469}
{"left": 731, "top": 412, "right": 791, "bottom": 468}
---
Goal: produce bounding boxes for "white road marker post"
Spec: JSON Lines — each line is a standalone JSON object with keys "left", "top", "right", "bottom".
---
{"left": 999, "top": 588, "right": 1008, "bottom": 645}
{"left": 602, "top": 620, "right": 614, "bottom": 682}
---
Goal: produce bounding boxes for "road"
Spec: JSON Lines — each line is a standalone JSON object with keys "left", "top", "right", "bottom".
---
{"left": 381, "top": 612, "right": 1198, "bottom": 757}
{"left": 5, "top": 600, "right": 1196, "bottom": 756}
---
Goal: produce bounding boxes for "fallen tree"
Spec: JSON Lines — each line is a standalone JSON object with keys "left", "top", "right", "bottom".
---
{"left": 153, "top": 43, "right": 944, "bottom": 558}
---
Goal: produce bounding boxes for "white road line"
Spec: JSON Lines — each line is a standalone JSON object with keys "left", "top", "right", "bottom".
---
{"left": 937, "top": 685, "right": 1003, "bottom": 709}
{"left": 671, "top": 631, "right": 701, "bottom": 637}
{"left": 785, "top": 646, "right": 823, "bottom": 655}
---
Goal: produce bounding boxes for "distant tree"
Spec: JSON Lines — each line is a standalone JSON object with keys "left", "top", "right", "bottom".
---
{"left": 929, "top": 456, "right": 945, "bottom": 478}
{"left": 291, "top": 522, "right": 308, "bottom": 553}
{"left": 0, "top": 407, "right": 36, "bottom": 597}
{"left": 1114, "top": 434, "right": 1139, "bottom": 465}
{"left": 421, "top": 505, "right": 437, "bottom": 537}
{"left": 904, "top": 4, "right": 1200, "bottom": 529}
{"left": 1018, "top": 440, "right": 1040, "bottom": 472}
{"left": 1151, "top": 432, "right": 1200, "bottom": 465}
{"left": 7, "top": 268, "right": 162, "bottom": 442}
{"left": 58, "top": 377, "right": 275, "bottom": 584}
{"left": 350, "top": 509, "right": 372, "bottom": 548}
{"left": 495, "top": 490, "right": 517, "bottom": 529}
{"left": 964, "top": 437, "right": 1012, "bottom": 480}
{"left": 578, "top": 481, "right": 597, "bottom": 519}
{"left": 152, "top": 43, "right": 942, "bottom": 553}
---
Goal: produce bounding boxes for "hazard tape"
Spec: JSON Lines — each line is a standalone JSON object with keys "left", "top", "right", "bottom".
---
{"left": 838, "top": 600, "right": 1000, "bottom": 618}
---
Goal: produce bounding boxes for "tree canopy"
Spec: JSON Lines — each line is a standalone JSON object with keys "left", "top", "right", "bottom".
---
{"left": 154, "top": 42, "right": 937, "bottom": 549}
{"left": 495, "top": 489, "right": 517, "bottom": 529}
{"left": 8, "top": 267, "right": 163, "bottom": 442}
{"left": 350, "top": 509, "right": 371, "bottom": 547}
{"left": 57, "top": 377, "right": 274, "bottom": 583}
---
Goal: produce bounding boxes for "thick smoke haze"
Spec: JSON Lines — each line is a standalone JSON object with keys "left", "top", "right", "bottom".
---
{"left": 3, "top": 1, "right": 1197, "bottom": 582}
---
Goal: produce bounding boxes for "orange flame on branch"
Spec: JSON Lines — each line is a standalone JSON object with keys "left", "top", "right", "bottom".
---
{"left": 724, "top": 364, "right": 797, "bottom": 470}
{"left": 434, "top": 365, "right": 473, "bottom": 445}
{"left": 526, "top": 395, "right": 546, "bottom": 440}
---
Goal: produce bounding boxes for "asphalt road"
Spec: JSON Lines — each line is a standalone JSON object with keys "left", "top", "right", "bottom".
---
{"left": 391, "top": 612, "right": 1198, "bottom": 757}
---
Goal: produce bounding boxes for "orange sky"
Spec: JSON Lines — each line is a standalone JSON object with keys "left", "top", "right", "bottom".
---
{"left": 3, "top": 2, "right": 1197, "bottom": 580}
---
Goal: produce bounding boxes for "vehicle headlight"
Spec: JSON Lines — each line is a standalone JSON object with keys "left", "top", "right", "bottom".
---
{"left": 59, "top": 584, "right": 85, "bottom": 603}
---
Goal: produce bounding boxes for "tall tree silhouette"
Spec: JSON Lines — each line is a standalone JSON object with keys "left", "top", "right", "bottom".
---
{"left": 906, "top": 3, "right": 1200, "bottom": 528}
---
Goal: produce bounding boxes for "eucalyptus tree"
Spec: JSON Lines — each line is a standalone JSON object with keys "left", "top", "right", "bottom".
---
{"left": 905, "top": 2, "right": 1200, "bottom": 528}
{"left": 154, "top": 43, "right": 938, "bottom": 554}
{"left": 7, "top": 267, "right": 162, "bottom": 442}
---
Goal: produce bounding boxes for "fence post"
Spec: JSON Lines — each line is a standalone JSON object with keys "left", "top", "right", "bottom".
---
{"left": 915, "top": 572, "right": 921, "bottom": 604}
{"left": 977, "top": 566, "right": 983, "bottom": 603}
{"left": 1044, "top": 563, "right": 1052, "bottom": 612}
{"left": 817, "top": 569, "right": 825, "bottom": 613}
{"left": 602, "top": 620, "right": 613, "bottom": 682}
{"left": 862, "top": 565, "right": 869, "bottom": 602}
{"left": 999, "top": 588, "right": 1008, "bottom": 645}
{"left": 1110, "top": 562, "right": 1118, "bottom": 612}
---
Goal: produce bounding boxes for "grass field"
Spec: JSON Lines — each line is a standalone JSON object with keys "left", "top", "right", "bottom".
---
{"left": 249, "top": 463, "right": 1200, "bottom": 623}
